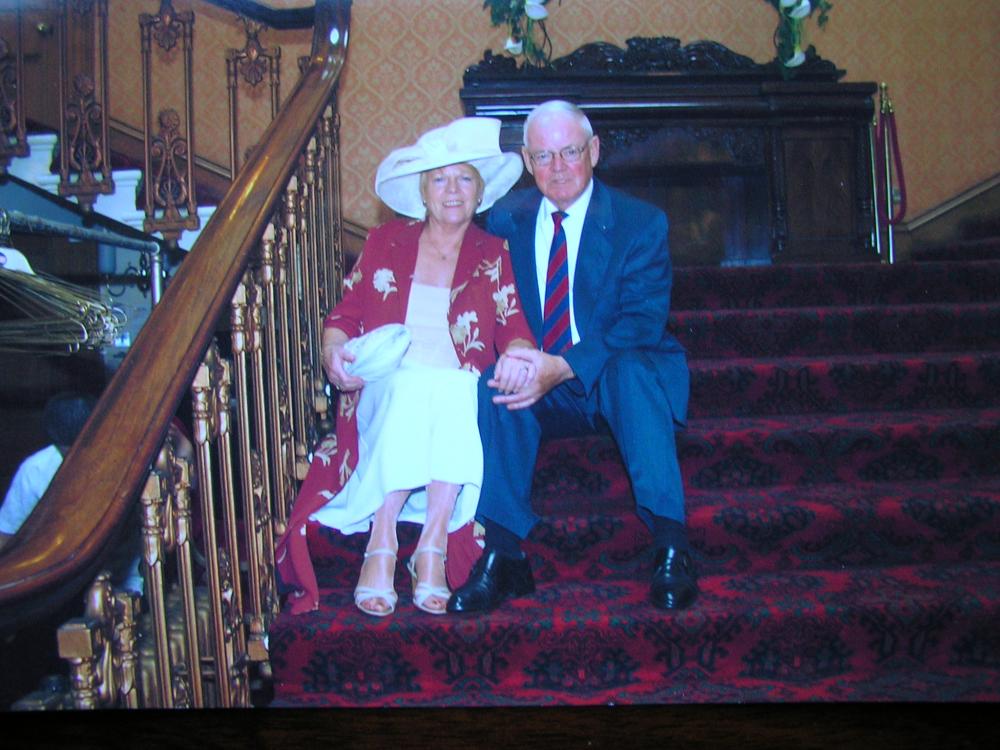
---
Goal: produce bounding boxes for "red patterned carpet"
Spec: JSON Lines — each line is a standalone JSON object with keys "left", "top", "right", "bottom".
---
{"left": 269, "top": 255, "right": 1000, "bottom": 706}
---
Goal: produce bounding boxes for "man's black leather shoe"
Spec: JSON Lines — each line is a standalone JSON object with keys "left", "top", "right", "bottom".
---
{"left": 650, "top": 545, "right": 698, "bottom": 610}
{"left": 447, "top": 549, "right": 535, "bottom": 614}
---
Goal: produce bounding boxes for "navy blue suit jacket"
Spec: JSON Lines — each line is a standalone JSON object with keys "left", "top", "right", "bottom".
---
{"left": 486, "top": 178, "right": 689, "bottom": 426}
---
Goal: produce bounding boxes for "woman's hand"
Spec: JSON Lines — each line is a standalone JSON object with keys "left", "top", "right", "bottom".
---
{"left": 322, "top": 329, "right": 365, "bottom": 392}
{"left": 489, "top": 348, "right": 574, "bottom": 410}
{"left": 489, "top": 346, "right": 538, "bottom": 395}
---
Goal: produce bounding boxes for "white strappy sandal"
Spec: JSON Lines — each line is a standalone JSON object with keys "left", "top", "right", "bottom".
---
{"left": 354, "top": 548, "right": 398, "bottom": 617}
{"left": 407, "top": 546, "right": 450, "bottom": 615}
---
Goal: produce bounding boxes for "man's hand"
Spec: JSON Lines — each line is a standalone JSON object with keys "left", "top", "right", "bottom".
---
{"left": 489, "top": 348, "right": 574, "bottom": 410}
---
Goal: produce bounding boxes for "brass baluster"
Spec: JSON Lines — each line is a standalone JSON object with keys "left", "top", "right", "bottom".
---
{"left": 226, "top": 17, "right": 281, "bottom": 176}
{"left": 281, "top": 177, "right": 311, "bottom": 479}
{"left": 57, "top": 616, "right": 104, "bottom": 710}
{"left": 214, "top": 353, "right": 245, "bottom": 705}
{"left": 322, "top": 106, "right": 346, "bottom": 309}
{"left": 57, "top": 574, "right": 113, "bottom": 709}
{"left": 139, "top": 469, "right": 172, "bottom": 708}
{"left": 57, "top": 0, "right": 113, "bottom": 210}
{"left": 165, "top": 421, "right": 204, "bottom": 707}
{"left": 310, "top": 130, "right": 330, "bottom": 316}
{"left": 300, "top": 139, "right": 320, "bottom": 366}
{"left": 193, "top": 348, "right": 250, "bottom": 707}
{"left": 0, "top": 8, "right": 28, "bottom": 171}
{"left": 246, "top": 275, "right": 280, "bottom": 624}
{"left": 139, "top": 0, "right": 198, "bottom": 245}
{"left": 258, "top": 223, "right": 295, "bottom": 527}
{"left": 113, "top": 589, "right": 142, "bottom": 708}
{"left": 274, "top": 204, "right": 304, "bottom": 483}
{"left": 231, "top": 278, "right": 268, "bottom": 667}
{"left": 298, "top": 147, "right": 323, "bottom": 446}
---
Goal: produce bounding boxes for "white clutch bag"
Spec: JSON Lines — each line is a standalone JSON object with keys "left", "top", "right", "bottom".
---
{"left": 342, "top": 323, "right": 411, "bottom": 382}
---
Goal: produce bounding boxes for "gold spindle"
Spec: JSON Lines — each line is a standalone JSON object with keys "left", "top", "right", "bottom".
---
{"left": 114, "top": 590, "right": 142, "bottom": 708}
{"left": 231, "top": 279, "right": 267, "bottom": 664}
{"left": 173, "top": 401, "right": 204, "bottom": 706}
{"left": 140, "top": 470, "right": 172, "bottom": 708}
{"left": 57, "top": 617, "right": 103, "bottom": 710}
{"left": 259, "top": 224, "right": 293, "bottom": 526}
{"left": 246, "top": 276, "right": 280, "bottom": 623}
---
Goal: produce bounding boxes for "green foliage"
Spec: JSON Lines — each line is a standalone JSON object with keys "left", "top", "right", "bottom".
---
{"left": 763, "top": 0, "right": 834, "bottom": 71}
{"left": 482, "top": 0, "right": 557, "bottom": 68}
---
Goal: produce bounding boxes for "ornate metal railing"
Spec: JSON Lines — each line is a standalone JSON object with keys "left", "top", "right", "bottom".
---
{"left": 0, "top": 0, "right": 349, "bottom": 709}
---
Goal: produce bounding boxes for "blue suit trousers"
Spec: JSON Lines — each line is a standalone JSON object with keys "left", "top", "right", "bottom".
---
{"left": 476, "top": 349, "right": 685, "bottom": 540}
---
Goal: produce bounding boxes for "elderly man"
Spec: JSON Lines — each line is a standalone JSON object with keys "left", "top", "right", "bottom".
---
{"left": 448, "top": 100, "right": 697, "bottom": 614}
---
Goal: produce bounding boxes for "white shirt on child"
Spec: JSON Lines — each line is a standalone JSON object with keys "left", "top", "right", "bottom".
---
{"left": 0, "top": 444, "right": 63, "bottom": 534}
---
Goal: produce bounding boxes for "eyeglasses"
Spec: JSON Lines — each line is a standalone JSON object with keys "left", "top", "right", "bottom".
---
{"left": 527, "top": 141, "right": 590, "bottom": 167}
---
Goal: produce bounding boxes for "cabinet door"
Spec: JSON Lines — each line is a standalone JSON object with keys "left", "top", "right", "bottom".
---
{"left": 779, "top": 125, "right": 872, "bottom": 262}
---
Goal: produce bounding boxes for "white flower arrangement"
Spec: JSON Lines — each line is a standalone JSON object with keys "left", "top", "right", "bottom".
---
{"left": 483, "top": 0, "right": 560, "bottom": 68}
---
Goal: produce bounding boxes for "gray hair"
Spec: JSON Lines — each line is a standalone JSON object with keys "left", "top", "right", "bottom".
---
{"left": 522, "top": 100, "right": 594, "bottom": 146}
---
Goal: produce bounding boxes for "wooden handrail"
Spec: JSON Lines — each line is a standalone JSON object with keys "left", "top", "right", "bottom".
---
{"left": 0, "top": 0, "right": 351, "bottom": 629}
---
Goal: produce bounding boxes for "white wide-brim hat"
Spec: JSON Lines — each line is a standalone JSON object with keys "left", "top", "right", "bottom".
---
{"left": 375, "top": 117, "right": 523, "bottom": 220}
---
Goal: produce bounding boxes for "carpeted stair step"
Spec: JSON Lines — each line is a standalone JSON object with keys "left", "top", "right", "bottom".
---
{"left": 910, "top": 237, "right": 1000, "bottom": 263}
{"left": 689, "top": 351, "right": 1000, "bottom": 418}
{"left": 680, "top": 407, "right": 1000, "bottom": 489}
{"left": 671, "top": 302, "right": 1000, "bottom": 358}
{"left": 685, "top": 479, "right": 1000, "bottom": 576}
{"left": 269, "top": 559, "right": 1000, "bottom": 706}
{"left": 304, "top": 478, "right": 1000, "bottom": 585}
{"left": 673, "top": 259, "right": 1000, "bottom": 311}
{"left": 535, "top": 479, "right": 1000, "bottom": 577}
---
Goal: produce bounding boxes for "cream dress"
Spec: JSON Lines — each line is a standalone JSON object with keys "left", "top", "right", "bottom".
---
{"left": 310, "top": 282, "right": 483, "bottom": 534}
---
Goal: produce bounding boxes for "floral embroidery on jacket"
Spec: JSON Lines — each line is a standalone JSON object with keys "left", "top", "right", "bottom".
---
{"left": 450, "top": 281, "right": 468, "bottom": 307}
{"left": 493, "top": 283, "right": 519, "bottom": 325}
{"left": 451, "top": 310, "right": 485, "bottom": 355}
{"left": 339, "top": 450, "right": 353, "bottom": 485}
{"left": 339, "top": 391, "right": 359, "bottom": 420}
{"left": 344, "top": 266, "right": 362, "bottom": 291}
{"left": 313, "top": 435, "right": 338, "bottom": 467}
{"left": 373, "top": 268, "right": 398, "bottom": 300}
{"left": 475, "top": 256, "right": 502, "bottom": 284}
{"left": 474, "top": 255, "right": 520, "bottom": 325}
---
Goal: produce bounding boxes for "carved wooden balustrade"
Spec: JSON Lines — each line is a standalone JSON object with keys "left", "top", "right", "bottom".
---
{"left": 58, "top": 0, "right": 114, "bottom": 212}
{"left": 227, "top": 16, "right": 282, "bottom": 176}
{"left": 0, "top": 0, "right": 349, "bottom": 710}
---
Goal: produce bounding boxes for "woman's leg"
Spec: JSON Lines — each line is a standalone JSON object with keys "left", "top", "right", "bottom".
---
{"left": 411, "top": 480, "right": 460, "bottom": 613}
{"left": 355, "top": 489, "right": 408, "bottom": 615}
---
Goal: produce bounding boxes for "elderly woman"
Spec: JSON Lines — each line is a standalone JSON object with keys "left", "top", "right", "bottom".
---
{"left": 276, "top": 117, "right": 536, "bottom": 616}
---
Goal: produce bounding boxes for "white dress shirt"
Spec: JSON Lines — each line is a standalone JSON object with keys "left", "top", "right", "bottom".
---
{"left": 0, "top": 444, "right": 63, "bottom": 535}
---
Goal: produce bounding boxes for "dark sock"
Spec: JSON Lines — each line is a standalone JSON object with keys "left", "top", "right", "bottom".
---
{"left": 484, "top": 520, "right": 524, "bottom": 559}
{"left": 638, "top": 508, "right": 690, "bottom": 551}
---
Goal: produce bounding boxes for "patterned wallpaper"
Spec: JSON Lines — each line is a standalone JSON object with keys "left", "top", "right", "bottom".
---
{"left": 104, "top": 1, "right": 999, "bottom": 230}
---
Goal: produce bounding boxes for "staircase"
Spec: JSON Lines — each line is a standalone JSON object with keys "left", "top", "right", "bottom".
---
{"left": 268, "top": 251, "right": 1000, "bottom": 706}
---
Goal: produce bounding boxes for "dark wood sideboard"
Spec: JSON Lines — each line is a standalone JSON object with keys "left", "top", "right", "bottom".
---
{"left": 460, "top": 39, "right": 879, "bottom": 266}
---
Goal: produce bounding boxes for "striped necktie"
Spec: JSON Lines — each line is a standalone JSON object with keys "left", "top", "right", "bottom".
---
{"left": 542, "top": 210, "right": 571, "bottom": 354}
